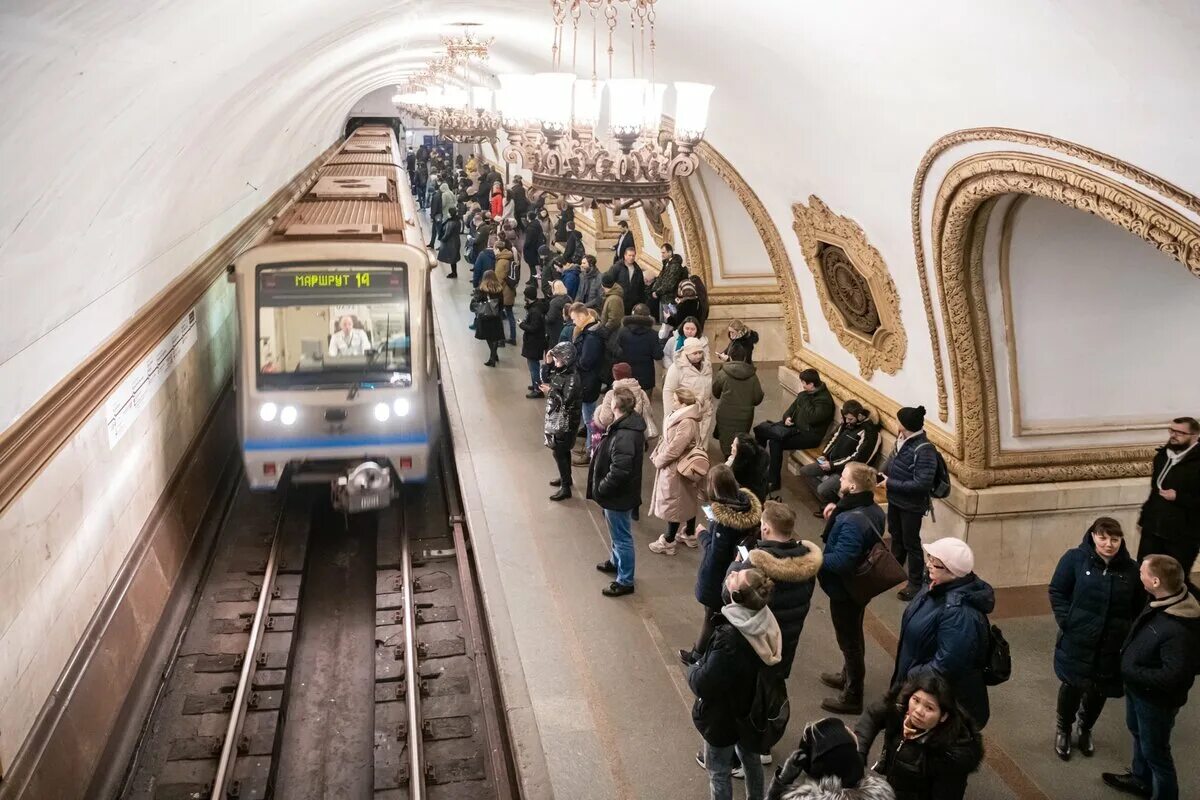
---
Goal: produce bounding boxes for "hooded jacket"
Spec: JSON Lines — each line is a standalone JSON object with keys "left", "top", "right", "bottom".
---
{"left": 561, "top": 230, "right": 585, "bottom": 264}
{"left": 573, "top": 320, "right": 608, "bottom": 403}
{"left": 523, "top": 218, "right": 546, "bottom": 267}
{"left": 854, "top": 695, "right": 983, "bottom": 800}
{"left": 729, "top": 439, "right": 771, "bottom": 506}
{"left": 713, "top": 361, "right": 765, "bottom": 455}
{"left": 436, "top": 216, "right": 462, "bottom": 264}
{"left": 1120, "top": 586, "right": 1200, "bottom": 708}
{"left": 735, "top": 539, "right": 823, "bottom": 672}
{"left": 823, "top": 420, "right": 882, "bottom": 470}
{"left": 649, "top": 403, "right": 703, "bottom": 523}
{"left": 695, "top": 490, "right": 763, "bottom": 610}
{"left": 1138, "top": 443, "right": 1200, "bottom": 544}
{"left": 783, "top": 382, "right": 836, "bottom": 439}
{"left": 1048, "top": 530, "right": 1140, "bottom": 695}
{"left": 663, "top": 341, "right": 715, "bottom": 442}
{"left": 884, "top": 432, "right": 939, "bottom": 514}
{"left": 472, "top": 248, "right": 495, "bottom": 288}
{"left": 650, "top": 254, "right": 688, "bottom": 300}
{"left": 599, "top": 284, "right": 625, "bottom": 332}
{"left": 593, "top": 378, "right": 658, "bottom": 439}
{"left": 688, "top": 604, "right": 783, "bottom": 747}
{"left": 560, "top": 263, "right": 581, "bottom": 299}
{"left": 543, "top": 354, "right": 581, "bottom": 447}
{"left": 891, "top": 574, "right": 995, "bottom": 728}
{"left": 519, "top": 298, "right": 548, "bottom": 361}
{"left": 587, "top": 412, "right": 647, "bottom": 514}
{"left": 722, "top": 328, "right": 761, "bottom": 364}
{"left": 772, "top": 773, "right": 896, "bottom": 800}
{"left": 615, "top": 315, "right": 664, "bottom": 392}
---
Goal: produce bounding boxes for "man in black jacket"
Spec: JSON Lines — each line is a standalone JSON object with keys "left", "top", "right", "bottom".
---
{"left": 881, "top": 405, "right": 939, "bottom": 600}
{"left": 588, "top": 388, "right": 646, "bottom": 597}
{"left": 612, "top": 219, "right": 634, "bottom": 265}
{"left": 753, "top": 369, "right": 836, "bottom": 494}
{"left": 798, "top": 399, "right": 880, "bottom": 511}
{"left": 689, "top": 567, "right": 782, "bottom": 799}
{"left": 1137, "top": 417, "right": 1200, "bottom": 580}
{"left": 1103, "top": 555, "right": 1200, "bottom": 800}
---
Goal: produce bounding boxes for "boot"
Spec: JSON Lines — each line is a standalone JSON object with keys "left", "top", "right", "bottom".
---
{"left": 549, "top": 486, "right": 572, "bottom": 501}
{"left": 819, "top": 671, "right": 845, "bottom": 691}
{"left": 820, "top": 692, "right": 862, "bottom": 715}
{"left": 1074, "top": 722, "right": 1094, "bottom": 758}
{"left": 1075, "top": 692, "right": 1102, "bottom": 757}
{"left": 1054, "top": 715, "right": 1072, "bottom": 761}
{"left": 571, "top": 449, "right": 590, "bottom": 466}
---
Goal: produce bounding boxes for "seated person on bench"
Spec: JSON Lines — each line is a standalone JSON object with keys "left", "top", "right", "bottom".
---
{"left": 798, "top": 399, "right": 880, "bottom": 510}
{"left": 753, "top": 368, "right": 835, "bottom": 493}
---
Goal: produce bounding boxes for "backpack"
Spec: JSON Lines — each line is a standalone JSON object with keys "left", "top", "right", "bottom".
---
{"left": 736, "top": 666, "right": 790, "bottom": 754}
{"left": 915, "top": 442, "right": 952, "bottom": 499}
{"left": 982, "top": 623, "right": 1012, "bottom": 686}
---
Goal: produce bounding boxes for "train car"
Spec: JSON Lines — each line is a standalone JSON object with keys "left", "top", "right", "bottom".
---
{"left": 229, "top": 125, "right": 438, "bottom": 512}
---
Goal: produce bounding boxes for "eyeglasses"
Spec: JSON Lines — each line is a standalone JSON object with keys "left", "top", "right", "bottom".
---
{"left": 1168, "top": 428, "right": 1193, "bottom": 436}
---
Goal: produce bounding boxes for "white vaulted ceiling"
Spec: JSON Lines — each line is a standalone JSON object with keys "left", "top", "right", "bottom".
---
{"left": 3, "top": 0, "right": 1200, "bottom": 427}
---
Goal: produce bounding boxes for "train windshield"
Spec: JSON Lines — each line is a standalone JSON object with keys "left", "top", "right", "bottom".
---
{"left": 255, "top": 263, "right": 411, "bottom": 389}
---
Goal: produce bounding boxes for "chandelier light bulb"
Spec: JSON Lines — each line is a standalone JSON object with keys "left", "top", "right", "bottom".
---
{"left": 532, "top": 72, "right": 576, "bottom": 133}
{"left": 607, "top": 78, "right": 649, "bottom": 138}
{"left": 672, "top": 82, "right": 715, "bottom": 140}
{"left": 470, "top": 86, "right": 494, "bottom": 113}
{"left": 498, "top": 73, "right": 535, "bottom": 125}
{"left": 643, "top": 82, "right": 667, "bottom": 136}
{"left": 572, "top": 79, "right": 605, "bottom": 132}
{"left": 442, "top": 87, "right": 469, "bottom": 110}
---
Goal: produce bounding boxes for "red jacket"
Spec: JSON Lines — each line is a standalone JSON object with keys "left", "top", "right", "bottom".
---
{"left": 490, "top": 191, "right": 504, "bottom": 218}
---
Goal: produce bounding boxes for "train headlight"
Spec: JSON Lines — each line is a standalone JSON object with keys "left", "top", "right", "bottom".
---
{"left": 374, "top": 402, "right": 391, "bottom": 422}
{"left": 392, "top": 398, "right": 410, "bottom": 417}
{"left": 259, "top": 402, "right": 278, "bottom": 422}
{"left": 280, "top": 406, "right": 298, "bottom": 426}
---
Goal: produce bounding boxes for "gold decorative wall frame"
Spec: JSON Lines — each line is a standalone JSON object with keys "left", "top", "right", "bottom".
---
{"left": 792, "top": 196, "right": 906, "bottom": 379}
{"left": 928, "top": 151, "right": 1200, "bottom": 488}
{"left": 911, "top": 127, "right": 1200, "bottom": 423}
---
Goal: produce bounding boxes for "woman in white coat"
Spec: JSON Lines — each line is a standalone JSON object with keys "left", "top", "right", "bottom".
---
{"left": 649, "top": 389, "right": 704, "bottom": 555}
{"left": 663, "top": 337, "right": 715, "bottom": 444}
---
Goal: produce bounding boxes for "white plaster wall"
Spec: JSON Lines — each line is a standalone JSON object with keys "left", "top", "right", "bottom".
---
{"left": 4, "top": 0, "right": 1200, "bottom": 433}
{"left": 693, "top": 161, "right": 773, "bottom": 285}
{"left": 0, "top": 276, "right": 235, "bottom": 769}
{"left": 348, "top": 85, "right": 402, "bottom": 119}
{"left": 998, "top": 196, "right": 1200, "bottom": 441}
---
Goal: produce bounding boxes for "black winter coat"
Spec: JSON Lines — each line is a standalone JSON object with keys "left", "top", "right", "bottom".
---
{"left": 884, "top": 432, "right": 939, "bottom": 513}
{"left": 472, "top": 289, "right": 505, "bottom": 343}
{"left": 615, "top": 315, "right": 663, "bottom": 391}
{"left": 1138, "top": 444, "right": 1200, "bottom": 544}
{"left": 823, "top": 421, "right": 881, "bottom": 469}
{"left": 625, "top": 264, "right": 646, "bottom": 313}
{"left": 543, "top": 363, "right": 581, "bottom": 447}
{"left": 688, "top": 619, "right": 766, "bottom": 747}
{"left": 574, "top": 321, "right": 608, "bottom": 403}
{"left": 607, "top": 261, "right": 631, "bottom": 297}
{"left": 523, "top": 220, "right": 546, "bottom": 268}
{"left": 782, "top": 383, "right": 835, "bottom": 439}
{"left": 854, "top": 699, "right": 984, "bottom": 800}
{"left": 562, "top": 231, "right": 584, "bottom": 264}
{"left": 666, "top": 297, "right": 702, "bottom": 329}
{"left": 734, "top": 539, "right": 822, "bottom": 672}
{"left": 436, "top": 217, "right": 462, "bottom": 264}
{"left": 730, "top": 441, "right": 771, "bottom": 505}
{"left": 818, "top": 491, "right": 886, "bottom": 604}
{"left": 519, "top": 300, "right": 548, "bottom": 361}
{"left": 892, "top": 574, "right": 995, "bottom": 728}
{"left": 587, "top": 412, "right": 647, "bottom": 514}
{"left": 695, "top": 490, "right": 763, "bottom": 610}
{"left": 1120, "top": 588, "right": 1200, "bottom": 708}
{"left": 545, "top": 295, "right": 570, "bottom": 348}
{"left": 1048, "top": 531, "right": 1140, "bottom": 695}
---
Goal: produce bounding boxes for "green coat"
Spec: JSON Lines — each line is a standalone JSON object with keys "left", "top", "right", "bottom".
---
{"left": 784, "top": 382, "right": 835, "bottom": 438}
{"left": 712, "top": 361, "right": 765, "bottom": 456}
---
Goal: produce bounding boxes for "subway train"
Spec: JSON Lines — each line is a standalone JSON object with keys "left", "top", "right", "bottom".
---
{"left": 229, "top": 124, "right": 438, "bottom": 512}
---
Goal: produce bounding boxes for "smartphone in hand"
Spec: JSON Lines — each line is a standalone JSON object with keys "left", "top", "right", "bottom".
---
{"left": 737, "top": 545, "right": 750, "bottom": 561}
{"left": 702, "top": 504, "right": 715, "bottom": 521}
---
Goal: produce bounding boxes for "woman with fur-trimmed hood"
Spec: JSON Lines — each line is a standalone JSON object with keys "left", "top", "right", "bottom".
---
{"left": 731, "top": 500, "right": 823, "bottom": 678}
{"left": 767, "top": 717, "right": 896, "bottom": 800}
{"left": 680, "top": 465, "right": 763, "bottom": 666}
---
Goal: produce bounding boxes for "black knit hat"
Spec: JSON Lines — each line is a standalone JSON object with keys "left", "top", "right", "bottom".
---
{"left": 602, "top": 273, "right": 615, "bottom": 288}
{"left": 803, "top": 717, "right": 864, "bottom": 787}
{"left": 898, "top": 405, "right": 926, "bottom": 432}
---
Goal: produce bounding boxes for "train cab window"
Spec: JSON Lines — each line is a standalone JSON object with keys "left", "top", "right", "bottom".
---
{"left": 256, "top": 264, "right": 411, "bottom": 389}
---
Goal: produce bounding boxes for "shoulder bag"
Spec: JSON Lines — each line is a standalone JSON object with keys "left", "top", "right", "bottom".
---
{"left": 843, "top": 511, "right": 908, "bottom": 606}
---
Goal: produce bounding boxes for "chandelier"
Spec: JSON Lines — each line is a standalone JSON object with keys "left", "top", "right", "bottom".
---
{"left": 393, "top": 27, "right": 500, "bottom": 144}
{"left": 497, "top": 0, "right": 714, "bottom": 208}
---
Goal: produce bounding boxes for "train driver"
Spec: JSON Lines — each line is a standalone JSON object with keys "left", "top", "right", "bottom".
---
{"left": 328, "top": 315, "right": 372, "bottom": 357}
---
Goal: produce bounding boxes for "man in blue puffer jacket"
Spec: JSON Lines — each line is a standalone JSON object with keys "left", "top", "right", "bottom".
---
{"left": 891, "top": 537, "right": 995, "bottom": 728}
{"left": 881, "top": 405, "right": 940, "bottom": 600}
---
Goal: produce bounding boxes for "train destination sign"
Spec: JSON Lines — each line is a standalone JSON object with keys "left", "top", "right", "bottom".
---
{"left": 257, "top": 264, "right": 406, "bottom": 305}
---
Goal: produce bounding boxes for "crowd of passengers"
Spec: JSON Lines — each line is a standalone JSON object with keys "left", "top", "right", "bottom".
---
{"left": 410, "top": 146, "right": 1200, "bottom": 800}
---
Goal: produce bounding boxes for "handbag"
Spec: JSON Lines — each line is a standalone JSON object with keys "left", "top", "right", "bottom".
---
{"left": 843, "top": 511, "right": 908, "bottom": 606}
{"left": 475, "top": 297, "right": 500, "bottom": 320}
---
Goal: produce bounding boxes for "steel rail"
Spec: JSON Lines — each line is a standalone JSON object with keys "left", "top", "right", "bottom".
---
{"left": 210, "top": 492, "right": 289, "bottom": 800}
{"left": 400, "top": 497, "right": 426, "bottom": 799}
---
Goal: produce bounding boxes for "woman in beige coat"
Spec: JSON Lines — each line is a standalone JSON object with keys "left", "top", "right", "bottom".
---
{"left": 663, "top": 337, "right": 715, "bottom": 444}
{"left": 649, "top": 389, "right": 704, "bottom": 555}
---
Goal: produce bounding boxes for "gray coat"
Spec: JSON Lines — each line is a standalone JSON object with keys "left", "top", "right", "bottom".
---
{"left": 576, "top": 267, "right": 603, "bottom": 310}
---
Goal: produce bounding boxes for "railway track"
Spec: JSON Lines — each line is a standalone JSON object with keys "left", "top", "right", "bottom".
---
{"left": 117, "top": 444, "right": 516, "bottom": 799}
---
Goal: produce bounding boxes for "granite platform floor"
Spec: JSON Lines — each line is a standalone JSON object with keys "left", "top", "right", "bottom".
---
{"left": 428, "top": 251, "right": 1198, "bottom": 800}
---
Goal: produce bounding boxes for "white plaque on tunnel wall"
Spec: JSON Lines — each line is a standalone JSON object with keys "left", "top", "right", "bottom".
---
{"left": 104, "top": 308, "right": 199, "bottom": 448}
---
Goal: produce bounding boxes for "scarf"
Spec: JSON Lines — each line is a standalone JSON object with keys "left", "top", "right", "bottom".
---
{"left": 822, "top": 490, "right": 876, "bottom": 539}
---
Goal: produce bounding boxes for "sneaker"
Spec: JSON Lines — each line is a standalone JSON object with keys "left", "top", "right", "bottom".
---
{"left": 694, "top": 749, "right": 743, "bottom": 779}
{"left": 601, "top": 581, "right": 635, "bottom": 597}
{"left": 596, "top": 560, "right": 617, "bottom": 574}
{"left": 678, "top": 648, "right": 699, "bottom": 667}
{"left": 648, "top": 535, "right": 676, "bottom": 555}
{"left": 676, "top": 531, "right": 699, "bottom": 548}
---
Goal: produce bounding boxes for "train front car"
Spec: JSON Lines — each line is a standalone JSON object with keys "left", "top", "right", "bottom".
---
{"left": 232, "top": 126, "right": 436, "bottom": 512}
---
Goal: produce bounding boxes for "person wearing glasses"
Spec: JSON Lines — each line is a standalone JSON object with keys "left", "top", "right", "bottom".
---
{"left": 1137, "top": 417, "right": 1200, "bottom": 580}
{"left": 890, "top": 537, "right": 995, "bottom": 730}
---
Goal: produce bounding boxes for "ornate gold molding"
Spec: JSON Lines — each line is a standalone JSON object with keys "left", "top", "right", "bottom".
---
{"left": 696, "top": 139, "right": 809, "bottom": 350}
{"left": 792, "top": 196, "right": 907, "bottom": 379}
{"left": 931, "top": 151, "right": 1200, "bottom": 487}
{"left": 912, "top": 127, "right": 1200, "bottom": 423}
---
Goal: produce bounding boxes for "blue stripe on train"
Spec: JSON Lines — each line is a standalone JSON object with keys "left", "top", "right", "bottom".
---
{"left": 244, "top": 434, "right": 429, "bottom": 451}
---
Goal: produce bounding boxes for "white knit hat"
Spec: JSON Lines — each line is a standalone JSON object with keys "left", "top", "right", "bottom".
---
{"left": 922, "top": 537, "right": 975, "bottom": 578}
